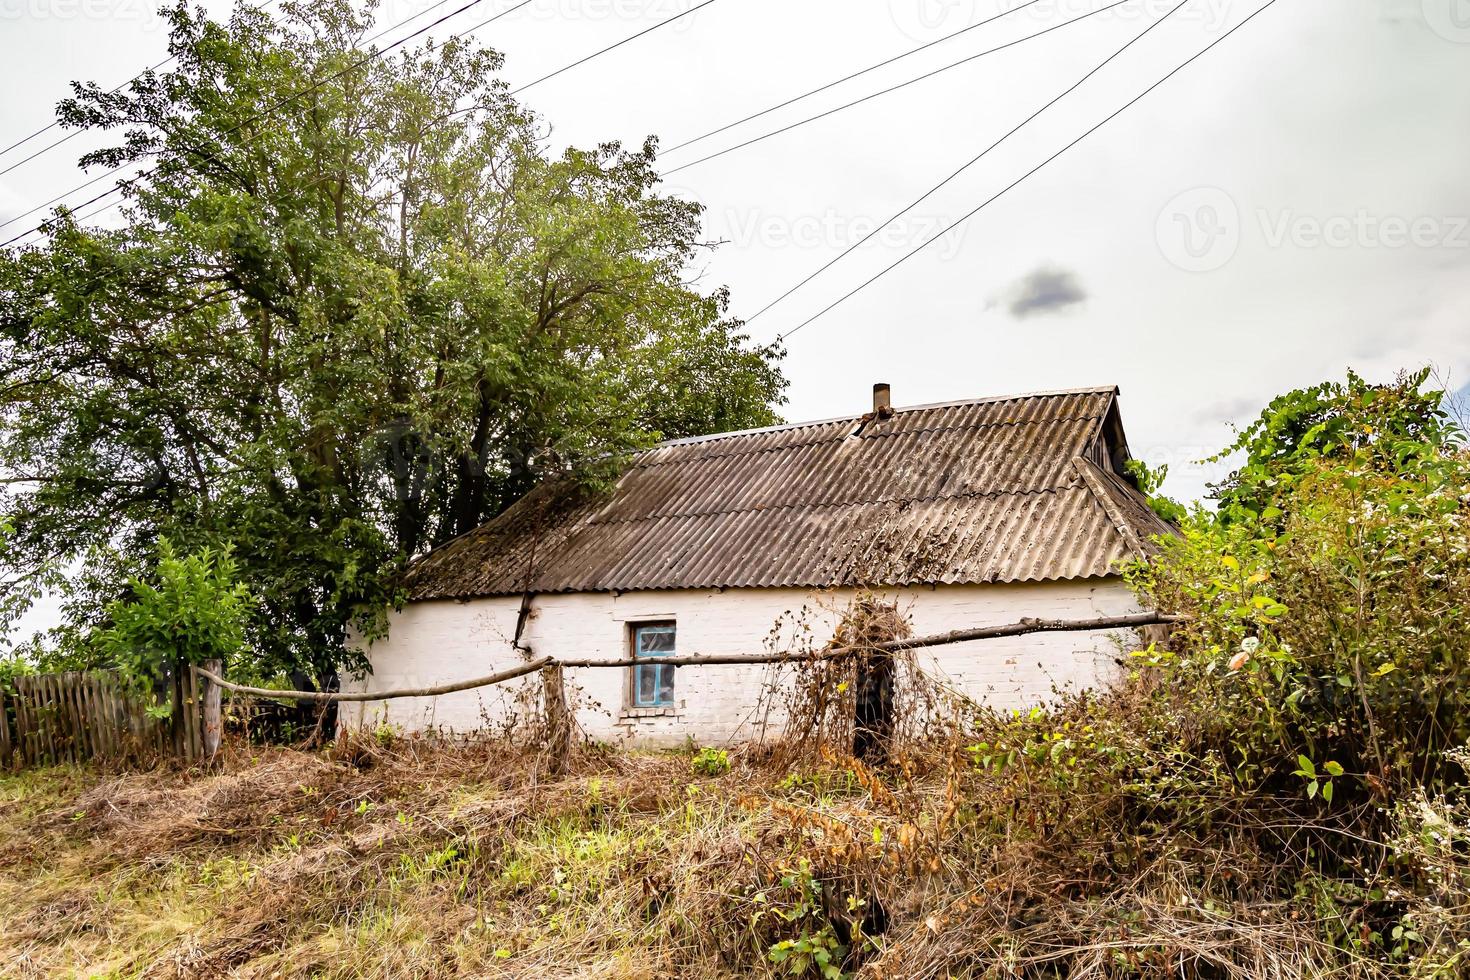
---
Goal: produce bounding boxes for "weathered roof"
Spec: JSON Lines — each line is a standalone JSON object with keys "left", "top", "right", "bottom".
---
{"left": 404, "top": 386, "right": 1177, "bottom": 599}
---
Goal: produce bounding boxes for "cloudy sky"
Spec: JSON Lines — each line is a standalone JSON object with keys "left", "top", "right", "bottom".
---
{"left": 2, "top": 0, "right": 1469, "bottom": 634}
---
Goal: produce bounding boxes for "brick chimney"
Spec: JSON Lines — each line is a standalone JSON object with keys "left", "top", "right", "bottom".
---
{"left": 872, "top": 382, "right": 893, "bottom": 419}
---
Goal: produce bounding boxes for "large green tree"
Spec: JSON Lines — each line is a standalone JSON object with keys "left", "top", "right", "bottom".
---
{"left": 0, "top": 0, "right": 785, "bottom": 680}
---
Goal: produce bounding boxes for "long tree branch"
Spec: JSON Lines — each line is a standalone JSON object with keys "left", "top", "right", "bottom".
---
{"left": 194, "top": 613, "right": 1184, "bottom": 702}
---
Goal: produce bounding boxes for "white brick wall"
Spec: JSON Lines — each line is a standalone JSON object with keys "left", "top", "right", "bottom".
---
{"left": 341, "top": 579, "right": 1144, "bottom": 746}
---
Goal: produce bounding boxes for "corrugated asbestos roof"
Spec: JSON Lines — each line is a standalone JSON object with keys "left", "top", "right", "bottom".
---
{"left": 404, "top": 387, "right": 1178, "bottom": 599}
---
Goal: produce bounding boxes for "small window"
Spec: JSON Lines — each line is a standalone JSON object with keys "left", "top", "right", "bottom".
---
{"left": 631, "top": 622, "right": 676, "bottom": 707}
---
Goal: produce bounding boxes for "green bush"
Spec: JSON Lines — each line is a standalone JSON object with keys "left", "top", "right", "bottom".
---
{"left": 1127, "top": 381, "right": 1469, "bottom": 799}
{"left": 97, "top": 540, "right": 254, "bottom": 703}
{"left": 691, "top": 746, "right": 730, "bottom": 777}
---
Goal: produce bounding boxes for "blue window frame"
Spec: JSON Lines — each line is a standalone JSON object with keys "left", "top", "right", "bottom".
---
{"left": 631, "top": 622, "right": 676, "bottom": 707}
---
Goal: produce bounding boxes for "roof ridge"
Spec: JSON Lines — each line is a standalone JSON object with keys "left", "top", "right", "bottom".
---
{"left": 653, "top": 386, "right": 1120, "bottom": 450}
{"left": 1071, "top": 456, "right": 1147, "bottom": 556}
{"left": 578, "top": 480, "right": 1089, "bottom": 529}
{"left": 637, "top": 409, "right": 1112, "bottom": 470}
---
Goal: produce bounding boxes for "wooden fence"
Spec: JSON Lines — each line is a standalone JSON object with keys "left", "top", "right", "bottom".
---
{"left": 0, "top": 663, "right": 222, "bottom": 770}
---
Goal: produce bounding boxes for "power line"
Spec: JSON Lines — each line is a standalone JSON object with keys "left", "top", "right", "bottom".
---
{"left": 659, "top": 0, "right": 1047, "bottom": 157}
{"left": 4, "top": 0, "right": 714, "bottom": 248}
{"left": 511, "top": 0, "right": 716, "bottom": 93}
{"left": 0, "top": 1, "right": 280, "bottom": 167}
{"left": 0, "top": 63, "right": 170, "bottom": 163}
{"left": 24, "top": 0, "right": 711, "bottom": 242}
{"left": 0, "top": 0, "right": 534, "bottom": 245}
{"left": 0, "top": 84, "right": 153, "bottom": 179}
{"left": 747, "top": 0, "right": 1186, "bottom": 325}
{"left": 660, "top": 0, "right": 1132, "bottom": 177}
{"left": 36, "top": 0, "right": 713, "bottom": 239}
{"left": 0, "top": 0, "right": 475, "bottom": 171}
{"left": 777, "top": 0, "right": 1279, "bottom": 342}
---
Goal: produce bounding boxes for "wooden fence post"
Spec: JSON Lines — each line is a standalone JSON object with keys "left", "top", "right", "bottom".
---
{"left": 168, "top": 658, "right": 186, "bottom": 761}
{"left": 14, "top": 677, "right": 31, "bottom": 766}
{"left": 541, "top": 664, "right": 572, "bottom": 777}
{"left": 0, "top": 690, "right": 11, "bottom": 769}
{"left": 199, "top": 660, "right": 222, "bottom": 763}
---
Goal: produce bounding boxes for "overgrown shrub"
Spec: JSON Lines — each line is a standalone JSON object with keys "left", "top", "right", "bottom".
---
{"left": 97, "top": 540, "right": 253, "bottom": 708}
{"left": 1128, "top": 394, "right": 1469, "bottom": 801}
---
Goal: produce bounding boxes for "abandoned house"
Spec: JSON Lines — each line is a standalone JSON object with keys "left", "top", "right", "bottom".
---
{"left": 342, "top": 385, "right": 1176, "bottom": 745}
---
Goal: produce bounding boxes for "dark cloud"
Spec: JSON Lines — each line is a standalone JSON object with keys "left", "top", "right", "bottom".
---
{"left": 1002, "top": 266, "right": 1087, "bottom": 319}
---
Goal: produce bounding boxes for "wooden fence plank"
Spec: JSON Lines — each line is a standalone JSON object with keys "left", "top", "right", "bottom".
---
{"left": 58, "top": 674, "right": 74, "bottom": 763}
{"left": 7, "top": 684, "right": 18, "bottom": 768}
{"left": 51, "top": 674, "right": 65, "bottom": 766}
{"left": 71, "top": 674, "right": 88, "bottom": 762}
{"left": 36, "top": 675, "right": 52, "bottom": 767}
{"left": 92, "top": 675, "right": 109, "bottom": 761}
{"left": 25, "top": 676, "right": 41, "bottom": 767}
{"left": 13, "top": 677, "right": 29, "bottom": 766}
{"left": 0, "top": 690, "right": 11, "bottom": 769}
{"left": 80, "top": 674, "right": 102, "bottom": 760}
{"left": 63, "top": 674, "right": 81, "bottom": 764}
{"left": 100, "top": 674, "right": 118, "bottom": 760}
{"left": 186, "top": 665, "right": 202, "bottom": 761}
{"left": 105, "top": 675, "right": 124, "bottom": 761}
{"left": 78, "top": 674, "right": 98, "bottom": 762}
{"left": 66, "top": 674, "right": 81, "bottom": 764}
{"left": 188, "top": 665, "right": 201, "bottom": 761}
{"left": 53, "top": 674, "right": 68, "bottom": 765}
{"left": 199, "top": 661, "right": 222, "bottom": 762}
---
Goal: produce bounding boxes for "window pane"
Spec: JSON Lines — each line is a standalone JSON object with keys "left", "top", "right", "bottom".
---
{"left": 637, "top": 625, "right": 676, "bottom": 656}
{"left": 632, "top": 624, "right": 676, "bottom": 707}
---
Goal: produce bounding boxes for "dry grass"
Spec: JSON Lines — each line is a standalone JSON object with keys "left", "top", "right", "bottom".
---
{"left": 0, "top": 736, "right": 771, "bottom": 978}
{"left": 0, "top": 717, "right": 1396, "bottom": 980}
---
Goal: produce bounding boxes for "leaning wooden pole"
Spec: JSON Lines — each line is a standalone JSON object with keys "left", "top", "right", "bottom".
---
{"left": 541, "top": 664, "right": 573, "bottom": 777}
{"left": 193, "top": 657, "right": 554, "bottom": 703}
{"left": 557, "top": 612, "right": 1185, "bottom": 669}
{"left": 192, "top": 613, "right": 1181, "bottom": 703}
